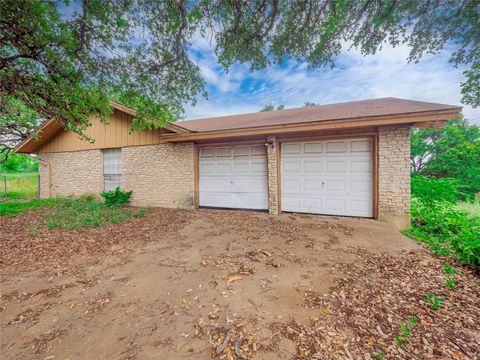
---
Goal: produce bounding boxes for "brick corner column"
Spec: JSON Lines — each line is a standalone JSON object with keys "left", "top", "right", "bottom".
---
{"left": 378, "top": 125, "right": 411, "bottom": 230}
{"left": 266, "top": 136, "right": 279, "bottom": 215}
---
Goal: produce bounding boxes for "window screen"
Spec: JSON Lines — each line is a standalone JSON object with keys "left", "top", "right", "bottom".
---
{"left": 103, "top": 148, "right": 122, "bottom": 191}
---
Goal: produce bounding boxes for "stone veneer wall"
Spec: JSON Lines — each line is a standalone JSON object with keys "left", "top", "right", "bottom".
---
{"left": 377, "top": 125, "right": 411, "bottom": 230}
{"left": 38, "top": 128, "right": 411, "bottom": 228}
{"left": 122, "top": 143, "right": 195, "bottom": 208}
{"left": 39, "top": 150, "right": 103, "bottom": 198}
{"left": 266, "top": 136, "right": 279, "bottom": 215}
{"left": 38, "top": 143, "right": 195, "bottom": 209}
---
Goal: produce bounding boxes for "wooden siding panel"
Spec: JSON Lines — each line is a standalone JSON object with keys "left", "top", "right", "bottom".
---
{"left": 38, "top": 109, "right": 168, "bottom": 153}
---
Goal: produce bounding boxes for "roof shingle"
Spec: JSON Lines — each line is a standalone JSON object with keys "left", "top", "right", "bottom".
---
{"left": 177, "top": 97, "right": 461, "bottom": 132}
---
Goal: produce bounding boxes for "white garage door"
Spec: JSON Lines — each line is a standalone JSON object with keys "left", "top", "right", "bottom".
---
{"left": 281, "top": 138, "right": 373, "bottom": 217}
{"left": 199, "top": 144, "right": 268, "bottom": 210}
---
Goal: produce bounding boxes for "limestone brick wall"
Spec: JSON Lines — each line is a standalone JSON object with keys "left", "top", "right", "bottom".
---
{"left": 378, "top": 125, "right": 411, "bottom": 229}
{"left": 266, "top": 136, "right": 279, "bottom": 215}
{"left": 122, "top": 143, "right": 195, "bottom": 208}
{"left": 38, "top": 150, "right": 103, "bottom": 198}
{"left": 38, "top": 143, "right": 195, "bottom": 209}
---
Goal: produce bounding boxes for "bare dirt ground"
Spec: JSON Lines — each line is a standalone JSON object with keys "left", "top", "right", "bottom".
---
{"left": 1, "top": 208, "right": 479, "bottom": 360}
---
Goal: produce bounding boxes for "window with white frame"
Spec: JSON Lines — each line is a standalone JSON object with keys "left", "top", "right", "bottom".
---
{"left": 103, "top": 148, "right": 122, "bottom": 191}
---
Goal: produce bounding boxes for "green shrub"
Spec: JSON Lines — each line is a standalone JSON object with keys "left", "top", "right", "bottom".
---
{"left": 405, "top": 197, "right": 480, "bottom": 268}
{"left": 411, "top": 175, "right": 470, "bottom": 203}
{"left": 101, "top": 187, "right": 132, "bottom": 207}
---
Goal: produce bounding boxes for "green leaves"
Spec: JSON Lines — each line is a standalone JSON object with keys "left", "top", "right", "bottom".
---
{"left": 411, "top": 117, "right": 480, "bottom": 197}
{"left": 394, "top": 316, "right": 417, "bottom": 347}
{"left": 406, "top": 195, "right": 480, "bottom": 267}
{"left": 424, "top": 293, "right": 445, "bottom": 311}
{"left": 101, "top": 187, "right": 132, "bottom": 207}
{"left": 411, "top": 175, "right": 469, "bottom": 203}
{"left": 1, "top": 0, "right": 204, "bottom": 155}
{"left": 2, "top": 0, "right": 478, "bottom": 158}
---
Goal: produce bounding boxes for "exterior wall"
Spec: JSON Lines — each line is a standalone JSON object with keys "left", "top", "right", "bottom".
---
{"left": 377, "top": 125, "right": 411, "bottom": 230}
{"left": 39, "top": 150, "right": 103, "bottom": 198}
{"left": 39, "top": 143, "right": 195, "bottom": 209}
{"left": 266, "top": 136, "right": 279, "bottom": 214}
{"left": 37, "top": 127, "right": 411, "bottom": 226}
{"left": 122, "top": 143, "right": 195, "bottom": 208}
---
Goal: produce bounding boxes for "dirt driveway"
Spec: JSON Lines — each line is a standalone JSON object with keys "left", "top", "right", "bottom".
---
{"left": 1, "top": 209, "right": 479, "bottom": 359}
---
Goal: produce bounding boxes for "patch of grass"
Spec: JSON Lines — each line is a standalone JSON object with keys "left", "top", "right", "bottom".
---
{"left": 0, "top": 172, "right": 38, "bottom": 199}
{"left": 133, "top": 208, "right": 145, "bottom": 218}
{"left": 371, "top": 351, "right": 385, "bottom": 359}
{"left": 443, "top": 263, "right": 457, "bottom": 275}
{"left": 393, "top": 316, "right": 417, "bottom": 348}
{"left": 1, "top": 195, "right": 150, "bottom": 230}
{"left": 44, "top": 195, "right": 137, "bottom": 230}
{"left": 107, "top": 209, "right": 133, "bottom": 225}
{"left": 0, "top": 198, "right": 59, "bottom": 216}
{"left": 424, "top": 292, "right": 445, "bottom": 310}
{"left": 444, "top": 278, "right": 456, "bottom": 290}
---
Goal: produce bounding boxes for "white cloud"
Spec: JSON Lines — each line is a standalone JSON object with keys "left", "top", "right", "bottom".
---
{"left": 185, "top": 40, "right": 479, "bottom": 124}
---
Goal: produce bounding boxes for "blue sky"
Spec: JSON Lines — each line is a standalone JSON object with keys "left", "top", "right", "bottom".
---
{"left": 184, "top": 35, "right": 480, "bottom": 125}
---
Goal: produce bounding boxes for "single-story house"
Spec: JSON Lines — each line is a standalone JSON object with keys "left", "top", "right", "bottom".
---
{"left": 15, "top": 97, "right": 461, "bottom": 230}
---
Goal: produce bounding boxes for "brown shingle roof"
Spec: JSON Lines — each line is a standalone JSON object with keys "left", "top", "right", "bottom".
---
{"left": 177, "top": 97, "right": 461, "bottom": 132}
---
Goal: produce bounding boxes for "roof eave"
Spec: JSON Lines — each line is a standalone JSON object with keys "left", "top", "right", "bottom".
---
{"left": 160, "top": 109, "right": 461, "bottom": 143}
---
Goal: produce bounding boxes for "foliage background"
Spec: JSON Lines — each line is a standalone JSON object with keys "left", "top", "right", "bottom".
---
{"left": 408, "top": 118, "right": 480, "bottom": 268}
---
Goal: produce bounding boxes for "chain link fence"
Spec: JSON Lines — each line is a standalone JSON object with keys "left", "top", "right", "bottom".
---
{"left": 1, "top": 173, "right": 40, "bottom": 200}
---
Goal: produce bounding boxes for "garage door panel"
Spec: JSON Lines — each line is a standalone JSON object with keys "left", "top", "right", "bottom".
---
{"left": 246, "top": 194, "right": 269, "bottom": 208}
{"left": 351, "top": 140, "right": 371, "bottom": 152}
{"left": 200, "top": 193, "right": 233, "bottom": 208}
{"left": 199, "top": 178, "right": 217, "bottom": 190}
{"left": 303, "top": 198, "right": 322, "bottom": 211}
{"left": 326, "top": 141, "right": 347, "bottom": 153}
{"left": 251, "top": 145, "right": 267, "bottom": 156}
{"left": 282, "top": 196, "right": 302, "bottom": 211}
{"left": 304, "top": 142, "right": 323, "bottom": 153}
{"left": 216, "top": 162, "right": 232, "bottom": 174}
{"left": 304, "top": 179, "right": 322, "bottom": 191}
{"left": 283, "top": 143, "right": 301, "bottom": 154}
{"left": 281, "top": 138, "right": 373, "bottom": 217}
{"left": 304, "top": 160, "right": 322, "bottom": 173}
{"left": 250, "top": 178, "right": 268, "bottom": 190}
{"left": 325, "top": 198, "right": 347, "bottom": 211}
{"left": 283, "top": 178, "right": 302, "bottom": 191}
{"left": 216, "top": 148, "right": 232, "bottom": 157}
{"left": 200, "top": 178, "right": 230, "bottom": 191}
{"left": 251, "top": 160, "right": 267, "bottom": 173}
{"left": 284, "top": 159, "right": 301, "bottom": 172}
{"left": 325, "top": 180, "right": 347, "bottom": 191}
{"left": 200, "top": 148, "right": 216, "bottom": 158}
{"left": 233, "top": 162, "right": 250, "bottom": 174}
{"left": 199, "top": 162, "right": 216, "bottom": 175}
{"left": 233, "top": 178, "right": 250, "bottom": 190}
{"left": 199, "top": 145, "right": 268, "bottom": 210}
{"left": 233, "top": 146, "right": 249, "bottom": 157}
{"left": 350, "top": 199, "right": 371, "bottom": 213}
{"left": 351, "top": 179, "right": 371, "bottom": 192}
{"left": 351, "top": 159, "right": 371, "bottom": 173}
{"left": 326, "top": 160, "right": 347, "bottom": 172}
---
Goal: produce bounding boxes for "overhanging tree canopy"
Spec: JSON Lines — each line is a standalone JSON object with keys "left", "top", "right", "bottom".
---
{"left": 1, "top": 0, "right": 478, "bottom": 156}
